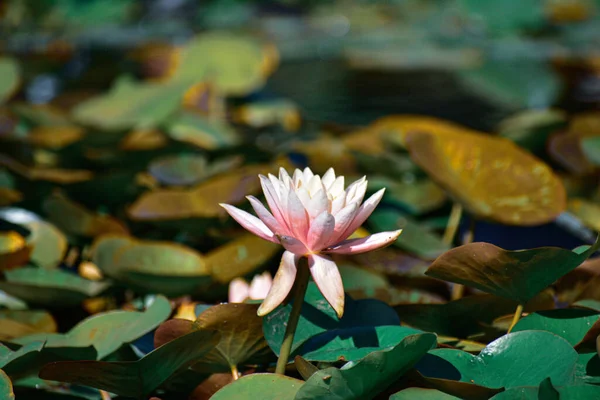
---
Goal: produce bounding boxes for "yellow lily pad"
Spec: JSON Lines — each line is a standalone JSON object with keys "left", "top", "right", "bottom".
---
{"left": 405, "top": 130, "right": 566, "bottom": 225}
{"left": 0, "top": 310, "right": 57, "bottom": 341}
{"left": 26, "top": 126, "right": 85, "bottom": 149}
{"left": 119, "top": 129, "right": 168, "bottom": 151}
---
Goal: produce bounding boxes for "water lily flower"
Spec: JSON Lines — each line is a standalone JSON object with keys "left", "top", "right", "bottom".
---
{"left": 228, "top": 272, "right": 273, "bottom": 303}
{"left": 220, "top": 167, "right": 402, "bottom": 318}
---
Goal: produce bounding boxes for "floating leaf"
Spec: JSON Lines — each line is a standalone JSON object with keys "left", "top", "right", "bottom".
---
{"left": 512, "top": 309, "right": 600, "bottom": 346}
{"left": 23, "top": 220, "right": 67, "bottom": 269}
{"left": 497, "top": 109, "right": 566, "bottom": 154}
{"left": 166, "top": 112, "right": 240, "bottom": 150}
{"left": 0, "top": 58, "right": 19, "bottom": 104}
{"left": 0, "top": 310, "right": 57, "bottom": 341}
{"left": 206, "top": 233, "right": 280, "bottom": 284}
{"left": 148, "top": 154, "right": 241, "bottom": 186}
{"left": 370, "top": 178, "right": 447, "bottom": 216}
{"left": 0, "top": 370, "right": 13, "bottom": 400}
{"left": 568, "top": 198, "right": 600, "bottom": 232}
{"left": 119, "top": 129, "right": 168, "bottom": 151}
{"left": 581, "top": 136, "right": 600, "bottom": 166}
{"left": 426, "top": 238, "right": 600, "bottom": 304}
{"left": 369, "top": 209, "right": 449, "bottom": 260}
{"left": 72, "top": 76, "right": 195, "bottom": 131}
{"left": 490, "top": 383, "right": 600, "bottom": 399}
{"left": 0, "top": 154, "right": 93, "bottom": 184}
{"left": 211, "top": 373, "right": 303, "bottom": 399}
{"left": 390, "top": 388, "right": 460, "bottom": 399}
{"left": 233, "top": 99, "right": 301, "bottom": 131}
{"left": 14, "top": 295, "right": 170, "bottom": 359}
{"left": 295, "top": 333, "right": 436, "bottom": 400}
{"left": 406, "top": 130, "right": 566, "bottom": 225}
{"left": 418, "top": 331, "right": 578, "bottom": 389}
{"left": 26, "top": 126, "right": 85, "bottom": 149}
{"left": 0, "top": 267, "right": 110, "bottom": 307}
{"left": 39, "top": 329, "right": 220, "bottom": 399}
{"left": 0, "top": 232, "right": 31, "bottom": 271}
{"left": 43, "top": 194, "right": 128, "bottom": 238}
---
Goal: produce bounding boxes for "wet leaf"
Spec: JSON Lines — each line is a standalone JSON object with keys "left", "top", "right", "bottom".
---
{"left": 14, "top": 295, "right": 170, "bottom": 359}
{"left": 206, "top": 234, "right": 280, "bottom": 284}
{"left": 0, "top": 58, "right": 19, "bottom": 104}
{"left": 406, "top": 131, "right": 566, "bottom": 225}
{"left": 0, "top": 267, "right": 110, "bottom": 307}
{"left": 426, "top": 238, "right": 600, "bottom": 304}
{"left": 512, "top": 308, "right": 600, "bottom": 345}
{"left": 39, "top": 329, "right": 220, "bottom": 399}
{"left": 72, "top": 75, "right": 195, "bottom": 131}
{"left": 0, "top": 310, "right": 57, "bottom": 341}
{"left": 418, "top": 331, "right": 578, "bottom": 388}
{"left": 24, "top": 220, "right": 67, "bottom": 269}
{"left": 211, "top": 373, "right": 303, "bottom": 400}
{"left": 295, "top": 333, "right": 436, "bottom": 400}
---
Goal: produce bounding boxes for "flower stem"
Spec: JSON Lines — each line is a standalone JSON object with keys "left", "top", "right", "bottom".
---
{"left": 451, "top": 217, "right": 476, "bottom": 300}
{"left": 275, "top": 258, "right": 310, "bottom": 375}
{"left": 507, "top": 304, "right": 524, "bottom": 333}
{"left": 443, "top": 203, "right": 463, "bottom": 245}
{"left": 230, "top": 364, "right": 241, "bottom": 380}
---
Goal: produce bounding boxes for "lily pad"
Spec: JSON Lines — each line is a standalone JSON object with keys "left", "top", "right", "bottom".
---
{"left": 0, "top": 267, "right": 110, "bottom": 307}
{"left": 166, "top": 112, "right": 241, "bottom": 150}
{"left": 295, "top": 333, "right": 437, "bottom": 400}
{"left": 390, "top": 388, "right": 460, "bottom": 399}
{"left": 211, "top": 373, "right": 303, "bottom": 400}
{"left": 405, "top": 130, "right": 566, "bottom": 226}
{"left": 418, "top": 331, "right": 578, "bottom": 389}
{"left": 0, "top": 310, "right": 57, "bottom": 341}
{"left": 0, "top": 369, "right": 13, "bottom": 400}
{"left": 39, "top": 329, "right": 220, "bottom": 399}
{"left": 148, "top": 154, "right": 241, "bottom": 186}
{"left": 512, "top": 309, "right": 600, "bottom": 346}
{"left": 206, "top": 233, "right": 280, "bottom": 284}
{"left": 23, "top": 220, "right": 67, "bottom": 269}
{"left": 13, "top": 295, "right": 170, "bottom": 359}
{"left": 581, "top": 136, "right": 600, "bottom": 166}
{"left": 369, "top": 178, "right": 447, "bottom": 216}
{"left": 497, "top": 109, "right": 566, "bottom": 154}
{"left": 426, "top": 238, "right": 600, "bottom": 304}
{"left": 0, "top": 58, "right": 19, "bottom": 104}
{"left": 568, "top": 198, "right": 600, "bottom": 232}
{"left": 490, "top": 383, "right": 600, "bottom": 399}
{"left": 0, "top": 232, "right": 31, "bottom": 271}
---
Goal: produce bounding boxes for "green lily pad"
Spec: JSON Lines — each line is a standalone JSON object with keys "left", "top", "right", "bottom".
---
{"left": 0, "top": 369, "right": 14, "bottom": 400}
{"left": 369, "top": 209, "right": 449, "bottom": 260}
{"left": 497, "top": 109, "right": 566, "bottom": 155}
{"left": 0, "top": 310, "right": 57, "bottom": 341}
{"left": 369, "top": 177, "right": 447, "bottom": 216}
{"left": 395, "top": 291, "right": 554, "bottom": 338}
{"left": 13, "top": 295, "right": 170, "bottom": 359}
{"left": 390, "top": 388, "right": 460, "bottom": 399}
{"left": 0, "top": 267, "right": 110, "bottom": 307}
{"left": 418, "top": 331, "right": 578, "bottom": 389}
{"left": 295, "top": 333, "right": 437, "bottom": 400}
{"left": 211, "top": 373, "right": 303, "bottom": 400}
{"left": 72, "top": 75, "right": 195, "bottom": 131}
{"left": 581, "top": 136, "right": 600, "bottom": 166}
{"left": 148, "top": 154, "right": 241, "bottom": 186}
{"left": 166, "top": 111, "right": 241, "bottom": 150}
{"left": 0, "top": 58, "right": 19, "bottom": 104}
{"left": 426, "top": 238, "right": 600, "bottom": 304}
{"left": 512, "top": 309, "right": 600, "bottom": 346}
{"left": 23, "top": 221, "right": 67, "bottom": 269}
{"left": 490, "top": 382, "right": 600, "bottom": 399}
{"left": 263, "top": 282, "right": 400, "bottom": 361}
{"left": 39, "top": 329, "right": 220, "bottom": 399}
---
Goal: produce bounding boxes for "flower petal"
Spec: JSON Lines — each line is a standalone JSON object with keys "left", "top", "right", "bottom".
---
{"left": 259, "top": 175, "right": 290, "bottom": 232}
{"left": 321, "top": 168, "right": 336, "bottom": 187}
{"left": 329, "top": 176, "right": 345, "bottom": 197}
{"left": 287, "top": 188, "right": 310, "bottom": 241}
{"left": 219, "top": 203, "right": 278, "bottom": 243}
{"left": 324, "top": 229, "right": 402, "bottom": 255}
{"left": 327, "top": 202, "right": 359, "bottom": 246}
{"left": 249, "top": 271, "right": 273, "bottom": 300}
{"left": 308, "top": 254, "right": 345, "bottom": 318}
{"left": 246, "top": 195, "right": 286, "bottom": 235}
{"left": 307, "top": 185, "right": 329, "bottom": 219}
{"left": 257, "top": 251, "right": 298, "bottom": 316}
{"left": 307, "top": 211, "right": 335, "bottom": 251}
{"left": 302, "top": 167, "right": 314, "bottom": 182}
{"left": 339, "top": 188, "right": 386, "bottom": 240}
{"left": 228, "top": 278, "right": 250, "bottom": 303}
{"left": 277, "top": 235, "right": 309, "bottom": 255}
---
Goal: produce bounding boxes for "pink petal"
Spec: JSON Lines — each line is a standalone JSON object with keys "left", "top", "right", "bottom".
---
{"left": 259, "top": 175, "right": 290, "bottom": 232}
{"left": 339, "top": 188, "right": 386, "bottom": 240}
{"left": 246, "top": 195, "right": 286, "bottom": 235}
{"left": 329, "top": 176, "right": 345, "bottom": 197}
{"left": 219, "top": 203, "right": 278, "bottom": 243}
{"left": 321, "top": 168, "right": 335, "bottom": 187}
{"left": 257, "top": 251, "right": 298, "bottom": 316}
{"left": 249, "top": 272, "right": 273, "bottom": 300}
{"left": 228, "top": 278, "right": 250, "bottom": 303}
{"left": 307, "top": 186, "right": 329, "bottom": 218}
{"left": 326, "top": 202, "right": 359, "bottom": 246}
{"left": 308, "top": 254, "right": 345, "bottom": 318}
{"left": 323, "top": 229, "right": 402, "bottom": 255}
{"left": 277, "top": 235, "right": 309, "bottom": 255}
{"left": 330, "top": 192, "right": 346, "bottom": 215}
{"left": 286, "top": 188, "right": 309, "bottom": 241}
{"left": 306, "top": 211, "right": 335, "bottom": 251}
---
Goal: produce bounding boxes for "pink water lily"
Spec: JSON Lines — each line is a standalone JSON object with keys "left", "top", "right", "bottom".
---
{"left": 220, "top": 167, "right": 402, "bottom": 318}
{"left": 228, "top": 272, "right": 273, "bottom": 303}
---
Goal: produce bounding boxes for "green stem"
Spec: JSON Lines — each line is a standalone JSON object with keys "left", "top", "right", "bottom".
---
{"left": 275, "top": 258, "right": 310, "bottom": 375}
{"left": 443, "top": 203, "right": 463, "bottom": 245}
{"left": 451, "top": 217, "right": 476, "bottom": 301}
{"left": 507, "top": 304, "right": 524, "bottom": 333}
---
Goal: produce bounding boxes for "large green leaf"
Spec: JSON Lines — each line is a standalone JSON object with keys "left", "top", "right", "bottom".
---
{"left": 0, "top": 268, "right": 110, "bottom": 307}
{"left": 211, "top": 373, "right": 303, "bottom": 399}
{"left": 418, "top": 331, "right": 578, "bottom": 389}
{"left": 294, "top": 333, "right": 437, "bottom": 400}
{"left": 166, "top": 112, "right": 241, "bottom": 150}
{"left": 458, "top": 0, "right": 545, "bottom": 34}
{"left": 426, "top": 238, "right": 600, "bottom": 304}
{"left": 0, "top": 310, "right": 56, "bottom": 341}
{"left": 0, "top": 58, "right": 19, "bottom": 104}
{"left": 512, "top": 309, "right": 600, "bottom": 346}
{"left": 72, "top": 76, "right": 195, "bottom": 131}
{"left": 390, "top": 388, "right": 460, "bottom": 399}
{"left": 490, "top": 382, "right": 600, "bottom": 399}
{"left": 369, "top": 209, "right": 449, "bottom": 260}
{"left": 14, "top": 295, "right": 171, "bottom": 359}
{"left": 0, "top": 369, "right": 14, "bottom": 400}
{"left": 263, "top": 282, "right": 399, "bottom": 360}
{"left": 39, "top": 329, "right": 220, "bottom": 399}
{"left": 23, "top": 220, "right": 67, "bottom": 270}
